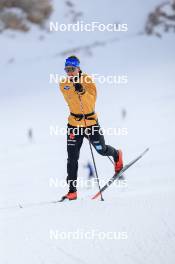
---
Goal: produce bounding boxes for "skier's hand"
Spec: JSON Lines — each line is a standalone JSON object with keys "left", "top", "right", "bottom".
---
{"left": 74, "top": 83, "right": 84, "bottom": 93}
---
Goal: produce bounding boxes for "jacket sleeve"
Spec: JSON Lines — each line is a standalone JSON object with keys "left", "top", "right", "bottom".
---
{"left": 81, "top": 76, "right": 97, "bottom": 100}
{"left": 59, "top": 82, "right": 69, "bottom": 104}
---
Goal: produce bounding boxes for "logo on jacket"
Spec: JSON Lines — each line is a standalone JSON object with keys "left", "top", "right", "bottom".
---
{"left": 64, "top": 85, "right": 70, "bottom": 90}
{"left": 69, "top": 133, "right": 75, "bottom": 140}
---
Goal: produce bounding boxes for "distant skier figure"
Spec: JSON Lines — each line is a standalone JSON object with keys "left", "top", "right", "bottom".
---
{"left": 59, "top": 56, "right": 123, "bottom": 200}
{"left": 85, "top": 161, "right": 95, "bottom": 180}
{"left": 121, "top": 108, "right": 127, "bottom": 120}
{"left": 84, "top": 161, "right": 95, "bottom": 189}
{"left": 27, "top": 128, "right": 33, "bottom": 143}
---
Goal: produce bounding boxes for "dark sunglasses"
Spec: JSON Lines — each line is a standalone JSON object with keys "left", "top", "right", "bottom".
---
{"left": 64, "top": 66, "right": 77, "bottom": 73}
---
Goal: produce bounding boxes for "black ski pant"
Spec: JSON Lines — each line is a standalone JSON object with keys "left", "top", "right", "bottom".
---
{"left": 67, "top": 124, "right": 118, "bottom": 192}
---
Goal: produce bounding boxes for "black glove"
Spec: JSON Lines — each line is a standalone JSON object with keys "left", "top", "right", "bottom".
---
{"left": 74, "top": 83, "right": 84, "bottom": 93}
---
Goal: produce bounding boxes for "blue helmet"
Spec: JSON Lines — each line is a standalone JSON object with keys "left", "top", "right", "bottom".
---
{"left": 65, "top": 56, "right": 80, "bottom": 67}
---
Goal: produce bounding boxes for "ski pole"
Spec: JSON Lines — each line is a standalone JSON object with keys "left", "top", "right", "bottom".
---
{"left": 78, "top": 95, "right": 104, "bottom": 201}
{"left": 107, "top": 156, "right": 114, "bottom": 165}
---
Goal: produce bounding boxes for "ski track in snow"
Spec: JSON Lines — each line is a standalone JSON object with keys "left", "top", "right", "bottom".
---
{"left": 1, "top": 191, "right": 175, "bottom": 264}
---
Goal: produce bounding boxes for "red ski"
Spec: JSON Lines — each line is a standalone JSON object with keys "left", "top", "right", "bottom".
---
{"left": 92, "top": 148, "right": 149, "bottom": 200}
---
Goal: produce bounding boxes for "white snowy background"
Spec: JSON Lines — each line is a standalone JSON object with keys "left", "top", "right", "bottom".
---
{"left": 0, "top": 0, "right": 175, "bottom": 263}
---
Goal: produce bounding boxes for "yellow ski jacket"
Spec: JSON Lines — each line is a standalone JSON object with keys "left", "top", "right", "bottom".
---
{"left": 59, "top": 73, "right": 98, "bottom": 127}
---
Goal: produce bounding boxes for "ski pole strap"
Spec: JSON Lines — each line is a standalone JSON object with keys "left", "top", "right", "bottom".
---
{"left": 70, "top": 111, "right": 96, "bottom": 121}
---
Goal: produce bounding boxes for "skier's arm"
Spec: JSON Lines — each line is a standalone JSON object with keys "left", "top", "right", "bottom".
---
{"left": 59, "top": 82, "right": 68, "bottom": 102}
{"left": 74, "top": 76, "right": 97, "bottom": 98}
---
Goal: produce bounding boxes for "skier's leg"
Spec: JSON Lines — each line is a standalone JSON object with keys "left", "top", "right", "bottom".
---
{"left": 87, "top": 124, "right": 123, "bottom": 172}
{"left": 85, "top": 124, "right": 118, "bottom": 162}
{"left": 67, "top": 125, "right": 84, "bottom": 192}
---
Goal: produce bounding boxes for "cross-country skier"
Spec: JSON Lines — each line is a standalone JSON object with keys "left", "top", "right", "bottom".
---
{"left": 84, "top": 161, "right": 95, "bottom": 180}
{"left": 27, "top": 128, "right": 33, "bottom": 143}
{"left": 59, "top": 56, "right": 123, "bottom": 200}
{"left": 84, "top": 161, "right": 95, "bottom": 189}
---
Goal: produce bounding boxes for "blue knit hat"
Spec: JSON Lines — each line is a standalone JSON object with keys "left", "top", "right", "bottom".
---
{"left": 65, "top": 56, "right": 80, "bottom": 67}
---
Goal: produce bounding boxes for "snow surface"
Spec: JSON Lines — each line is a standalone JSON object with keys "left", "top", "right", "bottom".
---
{"left": 0, "top": 0, "right": 175, "bottom": 263}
